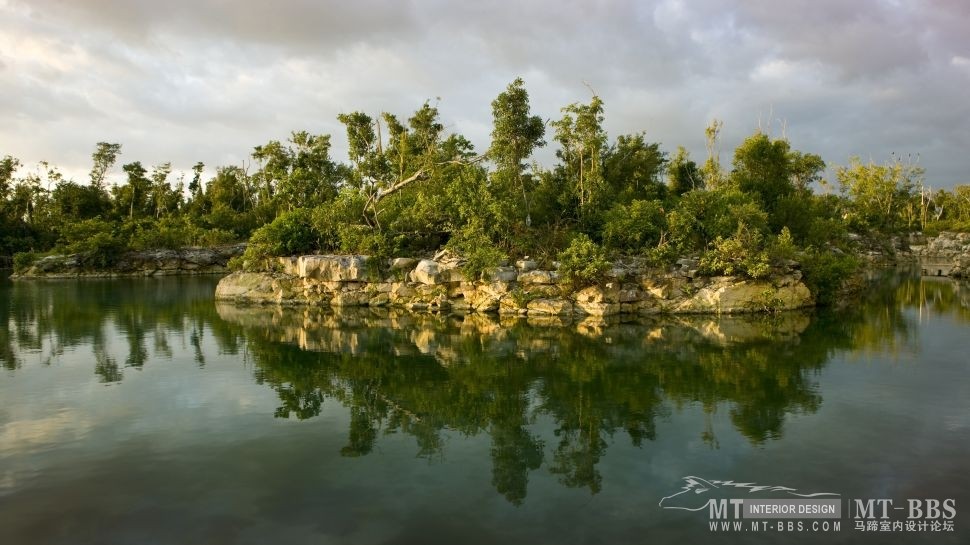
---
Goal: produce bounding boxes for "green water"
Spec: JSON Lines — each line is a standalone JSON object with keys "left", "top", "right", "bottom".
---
{"left": 1, "top": 272, "right": 968, "bottom": 544}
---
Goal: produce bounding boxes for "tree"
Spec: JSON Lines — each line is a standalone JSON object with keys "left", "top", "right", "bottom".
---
{"left": 148, "top": 162, "right": 175, "bottom": 218}
{"left": 0, "top": 155, "right": 21, "bottom": 201}
{"left": 788, "top": 151, "right": 826, "bottom": 191}
{"left": 552, "top": 95, "right": 607, "bottom": 218}
{"left": 89, "top": 142, "right": 122, "bottom": 190}
{"left": 118, "top": 161, "right": 150, "bottom": 219}
{"left": 837, "top": 156, "right": 921, "bottom": 232}
{"left": 337, "top": 111, "right": 389, "bottom": 189}
{"left": 729, "top": 132, "right": 795, "bottom": 226}
{"left": 602, "top": 133, "right": 667, "bottom": 203}
{"left": 667, "top": 146, "right": 702, "bottom": 196}
{"left": 489, "top": 78, "right": 546, "bottom": 225}
{"left": 701, "top": 119, "right": 725, "bottom": 188}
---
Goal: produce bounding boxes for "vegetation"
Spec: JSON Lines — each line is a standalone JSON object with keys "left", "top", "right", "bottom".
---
{"left": 3, "top": 79, "right": 966, "bottom": 302}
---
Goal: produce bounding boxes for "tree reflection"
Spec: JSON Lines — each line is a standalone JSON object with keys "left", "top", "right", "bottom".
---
{"left": 3, "top": 271, "right": 968, "bottom": 504}
{"left": 0, "top": 276, "right": 242, "bottom": 380}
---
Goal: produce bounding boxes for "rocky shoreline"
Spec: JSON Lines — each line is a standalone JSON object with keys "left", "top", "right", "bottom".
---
{"left": 912, "top": 231, "right": 970, "bottom": 278}
{"left": 215, "top": 254, "right": 814, "bottom": 316}
{"left": 11, "top": 244, "right": 246, "bottom": 278}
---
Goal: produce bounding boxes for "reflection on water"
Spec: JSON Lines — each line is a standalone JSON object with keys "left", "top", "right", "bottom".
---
{"left": 3, "top": 271, "right": 966, "bottom": 505}
{"left": 0, "top": 277, "right": 243, "bottom": 377}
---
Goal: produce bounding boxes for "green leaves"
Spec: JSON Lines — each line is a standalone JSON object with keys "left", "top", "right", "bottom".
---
{"left": 557, "top": 234, "right": 610, "bottom": 288}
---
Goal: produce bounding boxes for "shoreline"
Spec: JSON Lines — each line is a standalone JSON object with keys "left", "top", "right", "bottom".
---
{"left": 213, "top": 255, "right": 815, "bottom": 317}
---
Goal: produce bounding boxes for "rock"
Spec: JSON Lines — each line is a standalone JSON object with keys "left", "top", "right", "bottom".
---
{"left": 574, "top": 285, "right": 620, "bottom": 304}
{"left": 409, "top": 260, "right": 465, "bottom": 285}
{"left": 298, "top": 255, "right": 376, "bottom": 282}
{"left": 527, "top": 298, "right": 573, "bottom": 315}
{"left": 640, "top": 278, "right": 671, "bottom": 300}
{"left": 212, "top": 252, "right": 818, "bottom": 317}
{"left": 515, "top": 259, "right": 538, "bottom": 272}
{"left": 673, "top": 278, "right": 813, "bottom": 314}
{"left": 215, "top": 272, "right": 277, "bottom": 303}
{"left": 390, "top": 257, "right": 418, "bottom": 271}
{"left": 486, "top": 266, "right": 518, "bottom": 283}
{"left": 410, "top": 259, "right": 440, "bottom": 284}
{"left": 574, "top": 301, "right": 621, "bottom": 316}
{"left": 389, "top": 283, "right": 417, "bottom": 304}
{"left": 498, "top": 295, "right": 528, "bottom": 315}
{"left": 915, "top": 232, "right": 970, "bottom": 277}
{"left": 278, "top": 257, "right": 300, "bottom": 275}
{"left": 465, "top": 282, "right": 508, "bottom": 312}
{"left": 438, "top": 267, "right": 467, "bottom": 284}
{"left": 518, "top": 270, "right": 559, "bottom": 285}
{"left": 16, "top": 245, "right": 244, "bottom": 278}
{"left": 331, "top": 291, "right": 371, "bottom": 307}
{"left": 618, "top": 288, "right": 642, "bottom": 303}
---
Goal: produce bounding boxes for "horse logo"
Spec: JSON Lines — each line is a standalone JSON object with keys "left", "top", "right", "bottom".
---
{"left": 659, "top": 476, "right": 840, "bottom": 512}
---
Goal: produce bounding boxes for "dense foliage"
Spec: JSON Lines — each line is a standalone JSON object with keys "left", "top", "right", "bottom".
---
{"left": 4, "top": 79, "right": 966, "bottom": 303}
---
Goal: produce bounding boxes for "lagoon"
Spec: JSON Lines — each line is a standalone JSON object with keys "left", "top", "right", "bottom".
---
{"left": 1, "top": 272, "right": 968, "bottom": 544}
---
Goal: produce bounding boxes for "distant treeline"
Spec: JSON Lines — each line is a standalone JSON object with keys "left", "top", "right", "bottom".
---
{"left": 2, "top": 79, "right": 968, "bottom": 297}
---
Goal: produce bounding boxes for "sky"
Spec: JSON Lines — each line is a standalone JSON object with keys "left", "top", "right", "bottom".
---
{"left": 1, "top": 0, "right": 968, "bottom": 188}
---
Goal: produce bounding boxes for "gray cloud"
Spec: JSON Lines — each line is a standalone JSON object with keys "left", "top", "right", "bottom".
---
{"left": 0, "top": 0, "right": 967, "bottom": 186}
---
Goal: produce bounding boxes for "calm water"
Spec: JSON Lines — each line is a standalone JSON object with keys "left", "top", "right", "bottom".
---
{"left": 1, "top": 272, "right": 968, "bottom": 544}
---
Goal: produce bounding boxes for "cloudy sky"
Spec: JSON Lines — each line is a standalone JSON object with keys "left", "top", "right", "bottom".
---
{"left": 1, "top": 0, "right": 968, "bottom": 187}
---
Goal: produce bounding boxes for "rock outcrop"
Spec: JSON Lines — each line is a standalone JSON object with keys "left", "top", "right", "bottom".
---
{"left": 13, "top": 244, "right": 246, "bottom": 278}
{"left": 215, "top": 254, "right": 815, "bottom": 316}
{"left": 912, "top": 231, "right": 970, "bottom": 278}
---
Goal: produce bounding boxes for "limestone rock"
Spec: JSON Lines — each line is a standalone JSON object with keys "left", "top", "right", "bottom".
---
{"left": 411, "top": 259, "right": 440, "bottom": 285}
{"left": 215, "top": 272, "right": 277, "bottom": 303}
{"left": 298, "top": 255, "right": 376, "bottom": 282}
{"left": 673, "top": 278, "right": 813, "bottom": 314}
{"left": 527, "top": 298, "right": 573, "bottom": 315}
{"left": 574, "top": 285, "right": 620, "bottom": 304}
{"left": 486, "top": 266, "right": 518, "bottom": 283}
{"left": 390, "top": 257, "right": 419, "bottom": 271}
{"left": 518, "top": 270, "right": 559, "bottom": 285}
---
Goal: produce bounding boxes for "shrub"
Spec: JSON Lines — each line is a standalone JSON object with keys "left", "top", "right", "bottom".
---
{"left": 337, "top": 224, "right": 390, "bottom": 258}
{"left": 446, "top": 223, "right": 506, "bottom": 280}
{"left": 768, "top": 226, "right": 797, "bottom": 262}
{"left": 238, "top": 209, "right": 318, "bottom": 270}
{"left": 699, "top": 223, "right": 772, "bottom": 279}
{"left": 13, "top": 251, "right": 38, "bottom": 273}
{"left": 799, "top": 249, "right": 860, "bottom": 306}
{"left": 312, "top": 189, "right": 368, "bottom": 251}
{"left": 58, "top": 218, "right": 126, "bottom": 268}
{"left": 667, "top": 188, "right": 768, "bottom": 253}
{"left": 125, "top": 217, "right": 192, "bottom": 250}
{"left": 557, "top": 234, "right": 611, "bottom": 288}
{"left": 199, "top": 228, "right": 238, "bottom": 247}
{"left": 601, "top": 199, "right": 665, "bottom": 253}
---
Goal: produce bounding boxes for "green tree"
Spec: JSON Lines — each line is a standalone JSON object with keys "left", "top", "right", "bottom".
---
{"left": 552, "top": 95, "right": 607, "bottom": 218}
{"left": 488, "top": 78, "right": 546, "bottom": 225}
{"left": 667, "top": 146, "right": 702, "bottom": 196}
{"left": 730, "top": 133, "right": 792, "bottom": 206}
{"left": 602, "top": 133, "right": 667, "bottom": 203}
{"left": 0, "top": 155, "right": 20, "bottom": 201}
{"left": 837, "top": 156, "right": 921, "bottom": 232}
{"left": 89, "top": 142, "right": 122, "bottom": 190}
{"left": 115, "top": 161, "right": 151, "bottom": 219}
{"left": 701, "top": 119, "right": 725, "bottom": 189}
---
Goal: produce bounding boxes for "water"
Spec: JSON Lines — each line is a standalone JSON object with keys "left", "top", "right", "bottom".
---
{"left": 1, "top": 272, "right": 968, "bottom": 544}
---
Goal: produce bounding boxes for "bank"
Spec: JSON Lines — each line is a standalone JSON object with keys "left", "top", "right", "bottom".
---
{"left": 10, "top": 244, "right": 246, "bottom": 278}
{"left": 215, "top": 254, "right": 815, "bottom": 316}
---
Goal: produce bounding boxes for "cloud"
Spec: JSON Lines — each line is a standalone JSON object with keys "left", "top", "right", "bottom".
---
{"left": 0, "top": 0, "right": 968, "bottom": 186}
